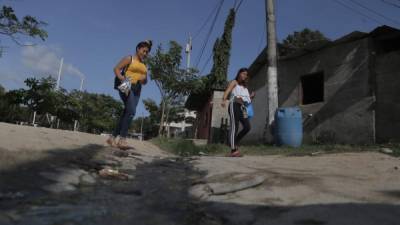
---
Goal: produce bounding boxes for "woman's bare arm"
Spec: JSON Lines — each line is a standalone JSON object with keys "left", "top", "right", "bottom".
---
{"left": 113, "top": 56, "right": 131, "bottom": 81}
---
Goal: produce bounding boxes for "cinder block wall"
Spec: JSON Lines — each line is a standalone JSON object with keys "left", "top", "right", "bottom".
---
{"left": 246, "top": 38, "right": 375, "bottom": 144}
{"left": 375, "top": 50, "right": 400, "bottom": 142}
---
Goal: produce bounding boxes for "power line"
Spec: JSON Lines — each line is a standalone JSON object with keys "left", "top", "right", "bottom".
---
{"left": 193, "top": 1, "right": 221, "bottom": 40}
{"left": 330, "top": 0, "right": 383, "bottom": 25}
{"left": 199, "top": 0, "right": 245, "bottom": 75}
{"left": 380, "top": 0, "right": 400, "bottom": 9}
{"left": 194, "top": 0, "right": 225, "bottom": 69}
{"left": 200, "top": 52, "right": 213, "bottom": 75}
{"left": 349, "top": 0, "right": 400, "bottom": 26}
{"left": 235, "top": 0, "right": 245, "bottom": 12}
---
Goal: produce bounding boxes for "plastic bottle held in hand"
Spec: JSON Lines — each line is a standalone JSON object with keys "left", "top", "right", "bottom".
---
{"left": 118, "top": 77, "right": 131, "bottom": 95}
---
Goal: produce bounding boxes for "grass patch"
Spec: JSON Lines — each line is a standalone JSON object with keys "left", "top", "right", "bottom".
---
{"left": 151, "top": 137, "right": 381, "bottom": 157}
{"left": 378, "top": 143, "right": 400, "bottom": 157}
{"left": 393, "top": 148, "right": 400, "bottom": 157}
{"left": 151, "top": 137, "right": 228, "bottom": 156}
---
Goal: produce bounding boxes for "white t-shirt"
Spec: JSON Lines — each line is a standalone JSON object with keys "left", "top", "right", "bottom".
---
{"left": 231, "top": 83, "right": 251, "bottom": 103}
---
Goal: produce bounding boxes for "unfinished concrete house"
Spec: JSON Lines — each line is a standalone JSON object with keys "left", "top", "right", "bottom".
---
{"left": 246, "top": 25, "right": 400, "bottom": 144}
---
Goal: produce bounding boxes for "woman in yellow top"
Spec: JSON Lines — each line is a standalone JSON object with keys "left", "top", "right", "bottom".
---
{"left": 107, "top": 40, "right": 152, "bottom": 149}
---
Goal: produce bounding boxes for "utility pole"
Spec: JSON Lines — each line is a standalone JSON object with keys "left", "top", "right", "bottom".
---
{"left": 140, "top": 113, "right": 144, "bottom": 141}
{"left": 56, "top": 57, "right": 64, "bottom": 90}
{"left": 184, "top": 34, "right": 193, "bottom": 134}
{"left": 185, "top": 34, "right": 192, "bottom": 72}
{"left": 74, "top": 77, "right": 84, "bottom": 131}
{"left": 79, "top": 77, "right": 84, "bottom": 91}
{"left": 265, "top": 0, "right": 278, "bottom": 143}
{"left": 32, "top": 111, "right": 37, "bottom": 126}
{"left": 51, "top": 57, "right": 64, "bottom": 128}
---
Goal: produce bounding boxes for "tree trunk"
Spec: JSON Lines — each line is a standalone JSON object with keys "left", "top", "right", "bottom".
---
{"left": 158, "top": 98, "right": 166, "bottom": 136}
{"left": 165, "top": 106, "right": 171, "bottom": 138}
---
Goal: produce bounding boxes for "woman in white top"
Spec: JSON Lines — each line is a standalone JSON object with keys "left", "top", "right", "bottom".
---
{"left": 222, "top": 68, "right": 255, "bottom": 157}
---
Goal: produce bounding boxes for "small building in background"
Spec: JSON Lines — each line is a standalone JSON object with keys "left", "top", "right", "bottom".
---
{"left": 185, "top": 88, "right": 229, "bottom": 144}
{"left": 165, "top": 109, "right": 196, "bottom": 138}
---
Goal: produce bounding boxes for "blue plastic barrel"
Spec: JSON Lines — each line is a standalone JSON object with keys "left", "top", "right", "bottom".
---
{"left": 274, "top": 107, "right": 303, "bottom": 147}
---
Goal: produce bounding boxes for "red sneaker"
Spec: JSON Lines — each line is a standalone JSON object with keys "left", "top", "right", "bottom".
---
{"left": 229, "top": 150, "right": 243, "bottom": 157}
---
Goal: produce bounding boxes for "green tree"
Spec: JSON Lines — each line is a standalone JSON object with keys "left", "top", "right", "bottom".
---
{"left": 0, "top": 88, "right": 28, "bottom": 122}
{"left": 54, "top": 88, "right": 80, "bottom": 125}
{"left": 130, "top": 116, "right": 158, "bottom": 139}
{"left": 209, "top": 8, "right": 235, "bottom": 89}
{"left": 185, "top": 8, "right": 236, "bottom": 111}
{"left": 23, "top": 76, "right": 57, "bottom": 116}
{"left": 147, "top": 41, "right": 202, "bottom": 136}
{"left": 279, "top": 28, "right": 330, "bottom": 57}
{"left": 0, "top": 78, "right": 123, "bottom": 133}
{"left": 0, "top": 84, "right": 5, "bottom": 117}
{"left": 142, "top": 98, "right": 185, "bottom": 137}
{"left": 0, "top": 5, "right": 48, "bottom": 56}
{"left": 0, "top": 84, "right": 5, "bottom": 96}
{"left": 77, "top": 91, "right": 123, "bottom": 134}
{"left": 143, "top": 98, "right": 160, "bottom": 123}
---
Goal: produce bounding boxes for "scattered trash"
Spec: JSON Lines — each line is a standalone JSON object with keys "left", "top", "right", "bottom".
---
{"left": 380, "top": 148, "right": 393, "bottom": 154}
{"left": 185, "top": 157, "right": 200, "bottom": 162}
{"left": 310, "top": 151, "right": 323, "bottom": 156}
{"left": 199, "top": 151, "right": 208, "bottom": 156}
{"left": 98, "top": 168, "right": 129, "bottom": 180}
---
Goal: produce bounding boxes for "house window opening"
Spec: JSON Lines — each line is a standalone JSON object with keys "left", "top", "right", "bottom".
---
{"left": 301, "top": 72, "right": 324, "bottom": 105}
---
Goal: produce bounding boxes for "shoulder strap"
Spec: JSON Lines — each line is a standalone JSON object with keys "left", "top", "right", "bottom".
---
{"left": 122, "top": 56, "right": 133, "bottom": 74}
{"left": 127, "top": 55, "right": 133, "bottom": 68}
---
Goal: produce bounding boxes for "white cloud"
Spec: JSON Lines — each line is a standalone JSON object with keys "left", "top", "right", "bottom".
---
{"left": 64, "top": 63, "right": 85, "bottom": 80}
{"left": 0, "top": 72, "right": 25, "bottom": 90}
{"left": 21, "top": 45, "right": 85, "bottom": 80}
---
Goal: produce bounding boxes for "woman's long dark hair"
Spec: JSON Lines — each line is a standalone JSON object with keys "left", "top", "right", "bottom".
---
{"left": 235, "top": 67, "right": 249, "bottom": 86}
{"left": 136, "top": 40, "right": 152, "bottom": 52}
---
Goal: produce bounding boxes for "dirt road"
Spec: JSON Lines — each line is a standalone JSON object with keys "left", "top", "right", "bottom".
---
{"left": 1, "top": 122, "right": 399, "bottom": 225}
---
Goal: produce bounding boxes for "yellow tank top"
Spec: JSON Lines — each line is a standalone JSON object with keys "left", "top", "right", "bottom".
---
{"left": 125, "top": 57, "right": 147, "bottom": 84}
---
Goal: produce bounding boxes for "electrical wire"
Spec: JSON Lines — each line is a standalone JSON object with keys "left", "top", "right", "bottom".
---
{"left": 194, "top": 0, "right": 225, "bottom": 68}
{"left": 349, "top": 0, "right": 400, "bottom": 26}
{"left": 331, "top": 0, "right": 383, "bottom": 25}
{"left": 193, "top": 1, "right": 222, "bottom": 40}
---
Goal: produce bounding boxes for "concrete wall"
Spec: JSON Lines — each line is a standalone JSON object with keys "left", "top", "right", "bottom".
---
{"left": 196, "top": 97, "right": 212, "bottom": 140}
{"left": 246, "top": 38, "right": 375, "bottom": 144}
{"left": 375, "top": 50, "right": 400, "bottom": 142}
{"left": 194, "top": 91, "right": 230, "bottom": 143}
{"left": 246, "top": 66, "right": 268, "bottom": 143}
{"left": 209, "top": 91, "right": 230, "bottom": 143}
